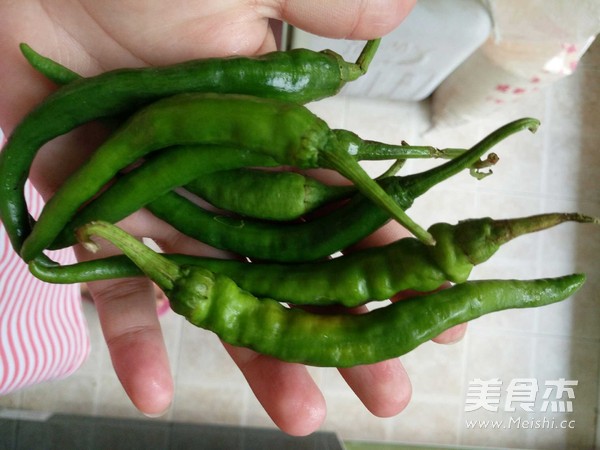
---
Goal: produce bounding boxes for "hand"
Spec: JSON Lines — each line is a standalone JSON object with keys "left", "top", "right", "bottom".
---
{"left": 0, "top": 0, "right": 465, "bottom": 436}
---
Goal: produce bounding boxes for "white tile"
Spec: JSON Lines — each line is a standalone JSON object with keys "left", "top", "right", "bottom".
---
{"left": 530, "top": 336, "right": 599, "bottom": 449}
{"left": 305, "top": 96, "right": 348, "bottom": 129}
{"left": 400, "top": 339, "right": 467, "bottom": 404}
{"left": 175, "top": 324, "right": 246, "bottom": 387}
{"left": 386, "top": 398, "right": 462, "bottom": 447}
{"left": 320, "top": 391, "right": 392, "bottom": 442}
{"left": 19, "top": 373, "right": 97, "bottom": 416}
{"left": 344, "top": 96, "right": 431, "bottom": 144}
{"left": 464, "top": 330, "right": 537, "bottom": 385}
{"left": 171, "top": 381, "right": 246, "bottom": 426}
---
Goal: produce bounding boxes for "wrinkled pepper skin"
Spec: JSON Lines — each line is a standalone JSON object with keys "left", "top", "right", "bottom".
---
{"left": 31, "top": 213, "right": 597, "bottom": 311}
{"left": 166, "top": 269, "right": 586, "bottom": 367}
{"left": 186, "top": 168, "right": 353, "bottom": 221}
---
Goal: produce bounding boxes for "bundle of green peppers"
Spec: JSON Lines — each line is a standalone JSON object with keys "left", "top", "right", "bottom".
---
{"left": 0, "top": 39, "right": 597, "bottom": 368}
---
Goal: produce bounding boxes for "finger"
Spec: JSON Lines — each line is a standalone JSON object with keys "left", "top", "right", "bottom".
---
{"left": 223, "top": 344, "right": 326, "bottom": 436}
{"left": 274, "top": 0, "right": 416, "bottom": 39}
{"left": 156, "top": 227, "right": 326, "bottom": 436}
{"left": 74, "top": 234, "right": 173, "bottom": 417}
{"left": 432, "top": 322, "right": 468, "bottom": 344}
{"left": 29, "top": 121, "right": 111, "bottom": 201}
{"left": 350, "top": 219, "right": 413, "bottom": 250}
{"left": 324, "top": 302, "right": 411, "bottom": 417}
{"left": 339, "top": 358, "right": 411, "bottom": 417}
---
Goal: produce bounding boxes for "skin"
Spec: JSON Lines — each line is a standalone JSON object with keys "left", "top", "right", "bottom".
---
{"left": 0, "top": 0, "right": 466, "bottom": 436}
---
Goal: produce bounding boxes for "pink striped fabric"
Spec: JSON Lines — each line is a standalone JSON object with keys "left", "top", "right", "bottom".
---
{"left": 0, "top": 132, "right": 89, "bottom": 395}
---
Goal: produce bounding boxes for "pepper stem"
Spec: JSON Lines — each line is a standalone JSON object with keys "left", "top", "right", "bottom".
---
{"left": 76, "top": 221, "right": 180, "bottom": 291}
{"left": 338, "top": 39, "right": 382, "bottom": 81}
{"left": 334, "top": 128, "right": 468, "bottom": 161}
{"left": 355, "top": 38, "right": 381, "bottom": 74}
{"left": 491, "top": 212, "right": 600, "bottom": 246}
{"left": 452, "top": 212, "right": 600, "bottom": 268}
{"left": 377, "top": 158, "right": 407, "bottom": 179}
{"left": 404, "top": 118, "right": 540, "bottom": 197}
{"left": 321, "top": 149, "right": 435, "bottom": 245}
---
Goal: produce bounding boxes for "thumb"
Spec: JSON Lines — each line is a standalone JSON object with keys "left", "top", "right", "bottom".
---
{"left": 274, "top": 0, "right": 416, "bottom": 39}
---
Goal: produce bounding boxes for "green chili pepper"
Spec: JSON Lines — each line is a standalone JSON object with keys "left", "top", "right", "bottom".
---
{"left": 20, "top": 40, "right": 381, "bottom": 97}
{"left": 48, "top": 138, "right": 425, "bottom": 247}
{"left": 32, "top": 213, "right": 598, "bottom": 310}
{"left": 21, "top": 92, "right": 438, "bottom": 261}
{"left": 74, "top": 220, "right": 585, "bottom": 367}
{"left": 201, "top": 212, "right": 597, "bottom": 305}
{"left": 21, "top": 48, "right": 473, "bottom": 227}
{"left": 24, "top": 36, "right": 467, "bottom": 166}
{"left": 0, "top": 39, "right": 381, "bottom": 257}
{"left": 20, "top": 48, "right": 476, "bottom": 225}
{"left": 55, "top": 166, "right": 354, "bottom": 243}
{"left": 186, "top": 168, "right": 356, "bottom": 221}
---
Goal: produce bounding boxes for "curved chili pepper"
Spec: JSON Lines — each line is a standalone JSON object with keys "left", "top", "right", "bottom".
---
{"left": 0, "top": 39, "right": 380, "bottom": 257}
{"left": 21, "top": 92, "right": 438, "bottom": 261}
{"left": 75, "top": 220, "right": 585, "bottom": 367}
{"left": 19, "top": 40, "right": 380, "bottom": 97}
{"left": 20, "top": 43, "right": 82, "bottom": 86}
{"left": 32, "top": 213, "right": 598, "bottom": 310}
{"left": 53, "top": 164, "right": 355, "bottom": 245}
{"left": 22, "top": 49, "right": 473, "bottom": 226}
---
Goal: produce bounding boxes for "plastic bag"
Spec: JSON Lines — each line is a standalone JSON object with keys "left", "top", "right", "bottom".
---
{"left": 432, "top": 0, "right": 600, "bottom": 126}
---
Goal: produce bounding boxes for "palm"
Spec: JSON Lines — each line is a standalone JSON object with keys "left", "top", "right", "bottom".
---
{"left": 41, "top": 0, "right": 275, "bottom": 67}
{"left": 0, "top": 0, "right": 459, "bottom": 437}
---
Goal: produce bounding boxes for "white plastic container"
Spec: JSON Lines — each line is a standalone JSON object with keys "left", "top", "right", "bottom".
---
{"left": 289, "top": 0, "right": 492, "bottom": 101}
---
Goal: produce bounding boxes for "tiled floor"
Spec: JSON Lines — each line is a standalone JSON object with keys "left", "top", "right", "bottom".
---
{"left": 1, "top": 41, "right": 599, "bottom": 450}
